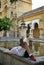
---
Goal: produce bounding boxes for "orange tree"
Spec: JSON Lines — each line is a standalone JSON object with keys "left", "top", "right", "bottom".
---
{"left": 0, "top": 17, "right": 13, "bottom": 31}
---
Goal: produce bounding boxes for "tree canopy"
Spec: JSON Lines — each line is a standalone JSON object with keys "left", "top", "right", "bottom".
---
{"left": 0, "top": 17, "right": 13, "bottom": 31}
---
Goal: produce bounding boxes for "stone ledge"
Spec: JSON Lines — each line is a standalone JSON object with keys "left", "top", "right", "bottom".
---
{"left": 0, "top": 47, "right": 44, "bottom": 65}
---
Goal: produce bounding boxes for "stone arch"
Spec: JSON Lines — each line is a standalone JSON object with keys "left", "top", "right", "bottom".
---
{"left": 34, "top": 23, "right": 38, "bottom": 28}
{"left": 33, "top": 23, "right": 40, "bottom": 38}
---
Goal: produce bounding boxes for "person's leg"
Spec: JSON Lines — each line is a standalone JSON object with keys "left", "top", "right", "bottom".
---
{"left": 4, "top": 48, "right": 17, "bottom": 55}
{"left": 23, "top": 42, "right": 36, "bottom": 61}
{"left": 23, "top": 50, "right": 29, "bottom": 58}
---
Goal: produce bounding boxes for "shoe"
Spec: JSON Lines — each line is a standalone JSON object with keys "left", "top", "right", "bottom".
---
{"left": 29, "top": 55, "right": 36, "bottom": 61}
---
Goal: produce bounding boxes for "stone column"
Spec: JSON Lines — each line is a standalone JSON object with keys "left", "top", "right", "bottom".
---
{"left": 39, "top": 19, "right": 44, "bottom": 38}
{"left": 6, "top": 31, "right": 9, "bottom": 37}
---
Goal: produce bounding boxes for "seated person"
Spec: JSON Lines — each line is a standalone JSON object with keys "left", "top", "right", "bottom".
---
{"left": 4, "top": 38, "right": 36, "bottom": 61}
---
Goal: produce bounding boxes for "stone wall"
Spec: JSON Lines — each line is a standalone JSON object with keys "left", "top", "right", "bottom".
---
{"left": 0, "top": 38, "right": 20, "bottom": 48}
{"left": 0, "top": 42, "right": 19, "bottom": 49}
{"left": 0, "top": 47, "right": 44, "bottom": 65}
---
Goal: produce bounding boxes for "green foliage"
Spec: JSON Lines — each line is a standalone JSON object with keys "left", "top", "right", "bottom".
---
{"left": 10, "top": 0, "right": 18, "bottom": 3}
{"left": 0, "top": 17, "right": 13, "bottom": 31}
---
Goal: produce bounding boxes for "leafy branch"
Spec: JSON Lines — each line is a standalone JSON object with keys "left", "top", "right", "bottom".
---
{"left": 0, "top": 17, "right": 13, "bottom": 31}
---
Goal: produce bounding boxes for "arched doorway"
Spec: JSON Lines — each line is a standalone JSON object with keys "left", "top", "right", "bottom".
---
{"left": 33, "top": 23, "right": 40, "bottom": 38}
{"left": 4, "top": 5, "right": 8, "bottom": 16}
{"left": 0, "top": 1, "right": 1, "bottom": 8}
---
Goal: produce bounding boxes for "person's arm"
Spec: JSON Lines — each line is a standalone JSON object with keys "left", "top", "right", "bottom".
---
{"left": 23, "top": 42, "right": 30, "bottom": 54}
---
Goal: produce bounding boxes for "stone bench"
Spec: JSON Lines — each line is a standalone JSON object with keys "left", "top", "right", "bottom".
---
{"left": 0, "top": 47, "right": 44, "bottom": 65}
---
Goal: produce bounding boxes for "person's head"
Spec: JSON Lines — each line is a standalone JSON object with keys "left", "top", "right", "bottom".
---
{"left": 20, "top": 38, "right": 27, "bottom": 48}
{"left": 20, "top": 38, "right": 23, "bottom": 46}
